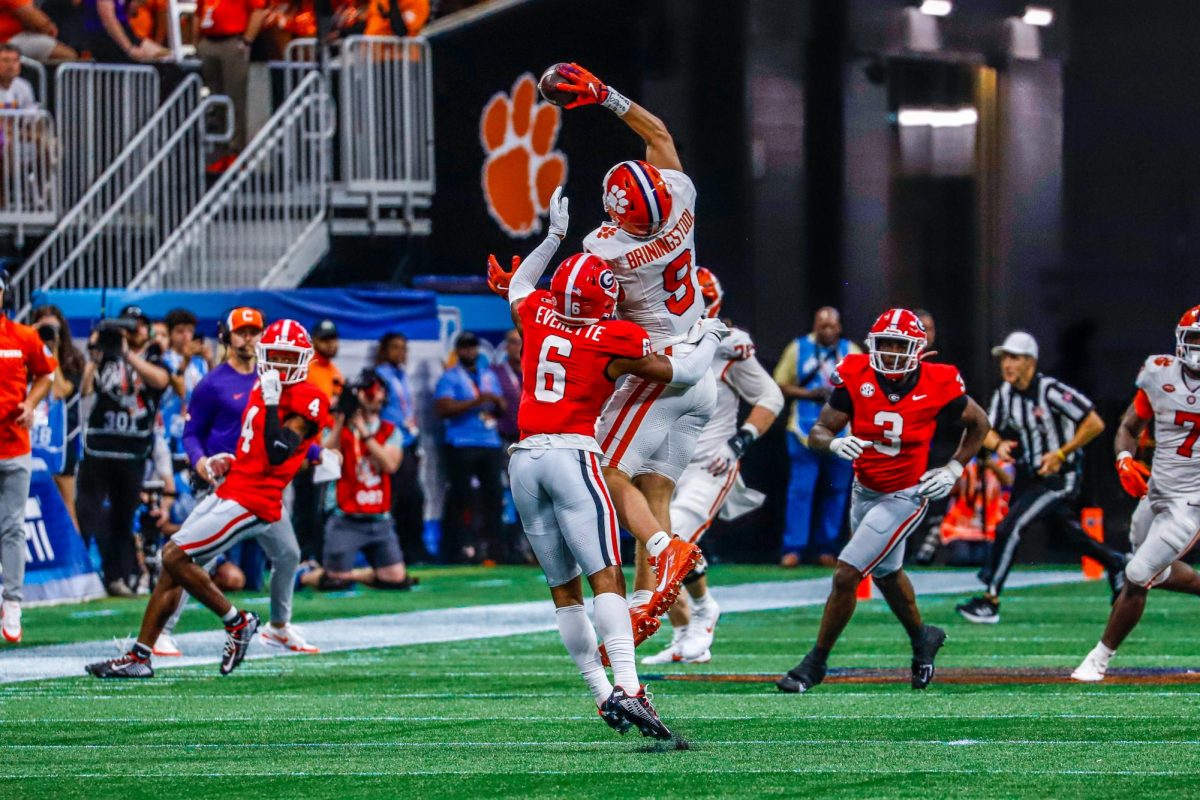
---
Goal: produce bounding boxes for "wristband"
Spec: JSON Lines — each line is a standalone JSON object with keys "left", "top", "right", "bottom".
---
{"left": 1056, "top": 448, "right": 1067, "bottom": 461}
{"left": 306, "top": 443, "right": 322, "bottom": 462}
{"left": 739, "top": 422, "right": 759, "bottom": 442}
{"left": 602, "top": 88, "right": 631, "bottom": 117}
{"left": 946, "top": 459, "right": 965, "bottom": 478}
{"left": 1116, "top": 450, "right": 1133, "bottom": 463}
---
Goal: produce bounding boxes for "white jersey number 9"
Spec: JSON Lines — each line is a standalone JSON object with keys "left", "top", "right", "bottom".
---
{"left": 534, "top": 335, "right": 573, "bottom": 403}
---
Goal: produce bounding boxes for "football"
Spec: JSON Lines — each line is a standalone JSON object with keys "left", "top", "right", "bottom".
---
{"left": 538, "top": 63, "right": 575, "bottom": 107}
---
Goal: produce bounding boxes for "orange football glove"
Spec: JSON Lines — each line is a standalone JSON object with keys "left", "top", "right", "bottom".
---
{"left": 555, "top": 62, "right": 609, "bottom": 109}
{"left": 1115, "top": 453, "right": 1150, "bottom": 499}
{"left": 487, "top": 254, "right": 518, "bottom": 299}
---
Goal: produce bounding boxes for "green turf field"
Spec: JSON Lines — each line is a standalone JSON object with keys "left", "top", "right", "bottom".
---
{"left": 2, "top": 566, "right": 1199, "bottom": 798}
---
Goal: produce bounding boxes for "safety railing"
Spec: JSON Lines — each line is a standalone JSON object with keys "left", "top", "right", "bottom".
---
{"left": 339, "top": 36, "right": 434, "bottom": 196}
{"left": 19, "top": 56, "right": 46, "bottom": 104}
{"left": 0, "top": 109, "right": 59, "bottom": 231}
{"left": 54, "top": 63, "right": 160, "bottom": 207}
{"left": 131, "top": 71, "right": 332, "bottom": 291}
{"left": 165, "top": 0, "right": 198, "bottom": 61}
{"left": 9, "top": 94, "right": 231, "bottom": 321}
{"left": 10, "top": 75, "right": 206, "bottom": 321}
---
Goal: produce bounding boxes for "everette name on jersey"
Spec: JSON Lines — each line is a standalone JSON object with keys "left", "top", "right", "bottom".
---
{"left": 1135, "top": 354, "right": 1200, "bottom": 497}
{"left": 583, "top": 169, "right": 701, "bottom": 351}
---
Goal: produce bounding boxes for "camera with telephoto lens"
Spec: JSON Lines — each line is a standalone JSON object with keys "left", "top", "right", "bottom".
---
{"left": 36, "top": 324, "right": 58, "bottom": 346}
{"left": 336, "top": 385, "right": 360, "bottom": 420}
{"left": 92, "top": 317, "right": 137, "bottom": 361}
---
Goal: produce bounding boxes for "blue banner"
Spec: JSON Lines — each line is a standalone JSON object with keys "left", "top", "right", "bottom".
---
{"left": 23, "top": 465, "right": 104, "bottom": 605}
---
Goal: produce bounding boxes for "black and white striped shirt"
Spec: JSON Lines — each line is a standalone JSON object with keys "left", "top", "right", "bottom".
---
{"left": 987, "top": 374, "right": 1094, "bottom": 479}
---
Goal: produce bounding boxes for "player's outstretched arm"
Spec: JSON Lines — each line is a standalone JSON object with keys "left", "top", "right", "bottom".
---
{"left": 556, "top": 63, "right": 682, "bottom": 172}
{"left": 608, "top": 319, "right": 727, "bottom": 385}
{"left": 488, "top": 187, "right": 569, "bottom": 329}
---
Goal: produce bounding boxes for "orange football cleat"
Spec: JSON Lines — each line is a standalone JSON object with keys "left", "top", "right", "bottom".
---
{"left": 647, "top": 538, "right": 702, "bottom": 617}
{"left": 599, "top": 605, "right": 661, "bottom": 667}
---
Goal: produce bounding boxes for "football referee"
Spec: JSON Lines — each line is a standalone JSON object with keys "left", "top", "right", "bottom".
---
{"left": 956, "top": 331, "right": 1125, "bottom": 624}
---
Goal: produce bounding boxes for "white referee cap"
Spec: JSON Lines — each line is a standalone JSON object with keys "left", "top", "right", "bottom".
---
{"left": 991, "top": 331, "right": 1039, "bottom": 359}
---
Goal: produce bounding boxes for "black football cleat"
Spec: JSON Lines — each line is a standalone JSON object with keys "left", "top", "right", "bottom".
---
{"left": 598, "top": 691, "right": 633, "bottom": 735}
{"left": 956, "top": 596, "right": 999, "bottom": 624}
{"left": 85, "top": 652, "right": 154, "bottom": 679}
{"left": 776, "top": 652, "right": 827, "bottom": 694}
{"left": 220, "top": 611, "right": 260, "bottom": 676}
{"left": 611, "top": 686, "right": 673, "bottom": 740}
{"left": 911, "top": 624, "right": 947, "bottom": 690}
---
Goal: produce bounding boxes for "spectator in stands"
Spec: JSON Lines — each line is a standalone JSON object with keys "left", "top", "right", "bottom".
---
{"left": 435, "top": 331, "right": 504, "bottom": 563}
{"left": 29, "top": 305, "right": 84, "bottom": 531}
{"left": 363, "top": 0, "right": 427, "bottom": 36}
{"left": 194, "top": 0, "right": 266, "bottom": 173}
{"left": 84, "top": 0, "right": 169, "bottom": 62}
{"left": 0, "top": 0, "right": 77, "bottom": 63}
{"left": 160, "top": 308, "right": 211, "bottom": 457}
{"left": 0, "top": 44, "right": 32, "bottom": 109}
{"left": 0, "top": 272, "right": 56, "bottom": 644}
{"left": 493, "top": 328, "right": 521, "bottom": 445}
{"left": 375, "top": 331, "right": 428, "bottom": 563}
{"left": 79, "top": 304, "right": 169, "bottom": 597}
{"left": 318, "top": 369, "right": 416, "bottom": 590}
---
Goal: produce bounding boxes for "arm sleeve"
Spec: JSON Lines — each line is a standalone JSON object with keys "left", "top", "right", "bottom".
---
{"left": 1133, "top": 388, "right": 1154, "bottom": 420}
{"left": 508, "top": 234, "right": 563, "bottom": 305}
{"left": 936, "top": 394, "right": 969, "bottom": 424}
{"left": 1045, "top": 379, "right": 1094, "bottom": 422}
{"left": 828, "top": 386, "right": 853, "bottom": 414}
{"left": 182, "top": 380, "right": 215, "bottom": 466}
{"left": 666, "top": 335, "right": 719, "bottom": 388}
{"left": 262, "top": 404, "right": 302, "bottom": 466}
{"left": 772, "top": 340, "right": 798, "bottom": 385}
{"left": 725, "top": 356, "right": 785, "bottom": 416}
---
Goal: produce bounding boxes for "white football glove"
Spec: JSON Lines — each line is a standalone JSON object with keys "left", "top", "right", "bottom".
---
{"left": 918, "top": 460, "right": 965, "bottom": 500}
{"left": 547, "top": 186, "right": 569, "bottom": 238}
{"left": 259, "top": 369, "right": 282, "bottom": 405}
{"left": 312, "top": 448, "right": 343, "bottom": 484}
{"left": 204, "top": 452, "right": 234, "bottom": 484}
{"left": 694, "top": 317, "right": 731, "bottom": 343}
{"left": 829, "top": 435, "right": 870, "bottom": 461}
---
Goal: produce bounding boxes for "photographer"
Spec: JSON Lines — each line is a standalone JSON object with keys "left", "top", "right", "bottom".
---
{"left": 160, "top": 308, "right": 212, "bottom": 459}
{"left": 79, "top": 304, "right": 169, "bottom": 597}
{"left": 29, "top": 305, "right": 84, "bottom": 530}
{"left": 318, "top": 369, "right": 415, "bottom": 590}
{"left": 0, "top": 271, "right": 56, "bottom": 644}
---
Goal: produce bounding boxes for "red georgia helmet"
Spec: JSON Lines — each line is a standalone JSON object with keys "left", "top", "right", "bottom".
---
{"left": 602, "top": 160, "right": 673, "bottom": 238}
{"left": 696, "top": 267, "right": 724, "bottom": 319}
{"left": 867, "top": 309, "right": 927, "bottom": 377}
{"left": 550, "top": 253, "right": 620, "bottom": 326}
{"left": 1177, "top": 305, "right": 1200, "bottom": 370}
{"left": 256, "top": 319, "right": 314, "bottom": 384}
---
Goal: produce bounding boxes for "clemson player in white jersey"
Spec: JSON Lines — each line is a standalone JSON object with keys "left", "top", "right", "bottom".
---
{"left": 643, "top": 268, "right": 784, "bottom": 665}
{"left": 552, "top": 62, "right": 713, "bottom": 641}
{"left": 1073, "top": 305, "right": 1200, "bottom": 682}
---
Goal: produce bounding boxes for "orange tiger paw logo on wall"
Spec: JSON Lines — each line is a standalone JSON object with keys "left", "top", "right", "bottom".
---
{"left": 481, "top": 74, "right": 567, "bottom": 238}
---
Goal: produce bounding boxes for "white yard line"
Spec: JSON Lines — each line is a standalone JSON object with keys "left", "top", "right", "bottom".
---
{"left": 0, "top": 569, "right": 1086, "bottom": 684}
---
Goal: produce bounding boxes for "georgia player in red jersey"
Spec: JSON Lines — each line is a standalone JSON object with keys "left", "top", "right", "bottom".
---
{"left": 490, "top": 188, "right": 724, "bottom": 740}
{"left": 86, "top": 320, "right": 331, "bottom": 679}
{"left": 775, "top": 309, "right": 990, "bottom": 694}
{"left": 1073, "top": 305, "right": 1200, "bottom": 681}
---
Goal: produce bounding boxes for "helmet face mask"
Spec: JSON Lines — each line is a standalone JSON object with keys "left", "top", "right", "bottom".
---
{"left": 1178, "top": 324, "right": 1200, "bottom": 371}
{"left": 256, "top": 320, "right": 314, "bottom": 384}
{"left": 603, "top": 160, "right": 673, "bottom": 239}
{"left": 551, "top": 253, "right": 620, "bottom": 326}
{"left": 867, "top": 309, "right": 927, "bottom": 378}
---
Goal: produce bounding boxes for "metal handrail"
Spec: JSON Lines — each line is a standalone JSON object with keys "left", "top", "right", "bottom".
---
{"left": 0, "top": 109, "right": 59, "bottom": 234}
{"left": 131, "top": 70, "right": 332, "bottom": 290}
{"left": 9, "top": 75, "right": 207, "bottom": 321}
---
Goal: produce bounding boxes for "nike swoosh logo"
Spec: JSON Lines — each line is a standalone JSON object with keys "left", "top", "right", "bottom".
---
{"left": 913, "top": 394, "right": 927, "bottom": 400}
{"left": 655, "top": 557, "right": 672, "bottom": 593}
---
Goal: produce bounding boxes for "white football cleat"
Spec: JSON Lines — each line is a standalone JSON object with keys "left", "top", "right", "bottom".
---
{"left": 641, "top": 626, "right": 687, "bottom": 665}
{"left": 680, "top": 598, "right": 720, "bottom": 662}
{"left": 153, "top": 633, "right": 182, "bottom": 657}
{"left": 260, "top": 623, "right": 319, "bottom": 653}
{"left": 1071, "top": 650, "right": 1109, "bottom": 683}
{"left": 684, "top": 648, "right": 711, "bottom": 664}
{"left": 1, "top": 601, "right": 21, "bottom": 643}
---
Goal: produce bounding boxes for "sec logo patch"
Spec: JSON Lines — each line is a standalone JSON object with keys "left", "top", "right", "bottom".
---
{"left": 1164, "top": 384, "right": 1176, "bottom": 393}
{"left": 860, "top": 383, "right": 876, "bottom": 398}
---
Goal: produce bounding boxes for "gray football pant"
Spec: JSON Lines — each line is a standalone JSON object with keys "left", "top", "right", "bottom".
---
{"left": 163, "top": 514, "right": 300, "bottom": 633}
{"left": 0, "top": 456, "right": 31, "bottom": 603}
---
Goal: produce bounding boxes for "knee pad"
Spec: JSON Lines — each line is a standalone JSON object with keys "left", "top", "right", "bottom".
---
{"left": 1124, "top": 553, "right": 1169, "bottom": 588}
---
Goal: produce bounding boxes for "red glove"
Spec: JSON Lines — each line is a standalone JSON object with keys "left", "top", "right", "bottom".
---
{"left": 1116, "top": 453, "right": 1150, "bottom": 499}
{"left": 487, "top": 254, "right": 518, "bottom": 299}
{"left": 555, "top": 62, "right": 609, "bottom": 109}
